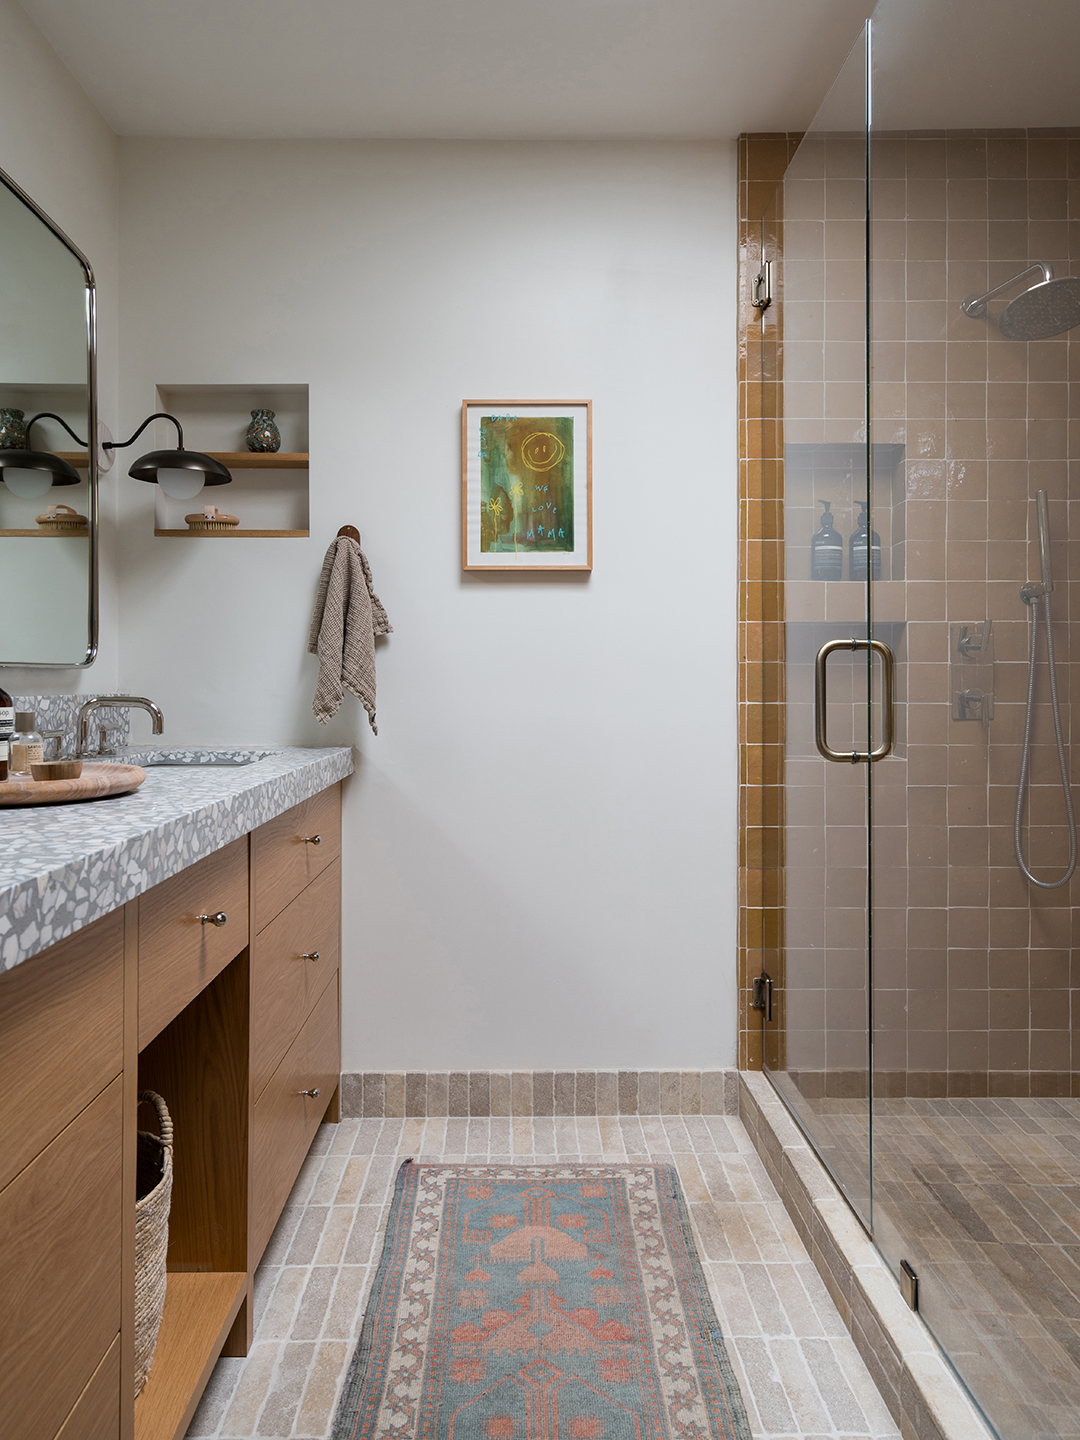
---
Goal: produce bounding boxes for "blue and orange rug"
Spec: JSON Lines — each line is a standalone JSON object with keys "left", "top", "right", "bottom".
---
{"left": 333, "top": 1161, "right": 751, "bottom": 1440}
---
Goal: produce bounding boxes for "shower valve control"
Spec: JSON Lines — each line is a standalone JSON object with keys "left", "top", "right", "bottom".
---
{"left": 951, "top": 621, "right": 995, "bottom": 727}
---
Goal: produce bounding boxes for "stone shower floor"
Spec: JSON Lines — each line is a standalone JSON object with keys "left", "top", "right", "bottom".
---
{"left": 770, "top": 1085, "right": 1080, "bottom": 1440}
{"left": 184, "top": 1113, "right": 900, "bottom": 1440}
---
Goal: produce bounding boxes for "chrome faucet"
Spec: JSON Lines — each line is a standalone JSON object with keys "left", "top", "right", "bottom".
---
{"left": 76, "top": 696, "right": 164, "bottom": 758}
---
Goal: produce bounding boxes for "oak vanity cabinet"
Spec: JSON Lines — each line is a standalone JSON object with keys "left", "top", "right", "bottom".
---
{"left": 0, "top": 783, "right": 342, "bottom": 1440}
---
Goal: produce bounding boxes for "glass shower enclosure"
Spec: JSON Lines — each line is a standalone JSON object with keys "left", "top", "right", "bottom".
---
{"left": 754, "top": 4, "right": 1080, "bottom": 1436}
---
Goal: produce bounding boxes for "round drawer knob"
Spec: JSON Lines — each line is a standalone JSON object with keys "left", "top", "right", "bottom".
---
{"left": 301, "top": 951, "right": 321, "bottom": 962}
{"left": 299, "top": 1087, "right": 321, "bottom": 1099}
{"left": 304, "top": 834, "right": 322, "bottom": 846}
{"left": 199, "top": 911, "right": 228, "bottom": 927}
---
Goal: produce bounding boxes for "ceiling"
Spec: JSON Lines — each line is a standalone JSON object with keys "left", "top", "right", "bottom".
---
{"left": 17, "top": 0, "right": 877, "bottom": 141}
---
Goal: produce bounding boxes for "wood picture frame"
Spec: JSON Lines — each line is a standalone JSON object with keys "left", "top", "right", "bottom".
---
{"left": 461, "top": 400, "right": 592, "bottom": 571}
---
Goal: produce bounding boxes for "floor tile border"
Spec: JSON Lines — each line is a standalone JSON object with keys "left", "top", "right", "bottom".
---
{"left": 738, "top": 1070, "right": 993, "bottom": 1440}
{"left": 340, "top": 1070, "right": 740, "bottom": 1118}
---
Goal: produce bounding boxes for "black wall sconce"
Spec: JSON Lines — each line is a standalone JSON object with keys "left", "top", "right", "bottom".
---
{"left": 105, "top": 412, "right": 232, "bottom": 500}
{"left": 0, "top": 411, "right": 84, "bottom": 498}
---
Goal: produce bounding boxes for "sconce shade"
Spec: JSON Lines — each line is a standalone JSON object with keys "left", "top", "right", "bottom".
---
{"left": 0, "top": 447, "right": 82, "bottom": 497}
{"left": 128, "top": 448, "right": 232, "bottom": 487}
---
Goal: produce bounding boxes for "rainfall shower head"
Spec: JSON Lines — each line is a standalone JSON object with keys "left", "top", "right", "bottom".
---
{"left": 962, "top": 262, "right": 1080, "bottom": 340}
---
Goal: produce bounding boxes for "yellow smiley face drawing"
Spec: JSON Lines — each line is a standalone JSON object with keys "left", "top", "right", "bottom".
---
{"left": 520, "top": 431, "right": 566, "bottom": 472}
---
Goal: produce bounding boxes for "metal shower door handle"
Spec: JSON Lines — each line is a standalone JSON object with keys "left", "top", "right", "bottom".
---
{"left": 815, "top": 637, "right": 895, "bottom": 763}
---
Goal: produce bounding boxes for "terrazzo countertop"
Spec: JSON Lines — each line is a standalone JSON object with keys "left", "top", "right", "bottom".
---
{"left": 0, "top": 746, "right": 353, "bottom": 973}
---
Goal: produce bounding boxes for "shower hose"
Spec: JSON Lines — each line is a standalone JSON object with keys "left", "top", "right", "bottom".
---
{"left": 1014, "top": 587, "right": 1078, "bottom": 888}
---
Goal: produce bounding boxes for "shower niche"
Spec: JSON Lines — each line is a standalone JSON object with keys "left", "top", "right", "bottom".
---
{"left": 784, "top": 441, "right": 906, "bottom": 624}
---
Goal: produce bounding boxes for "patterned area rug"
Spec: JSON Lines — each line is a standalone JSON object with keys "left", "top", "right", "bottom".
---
{"left": 333, "top": 1161, "right": 751, "bottom": 1440}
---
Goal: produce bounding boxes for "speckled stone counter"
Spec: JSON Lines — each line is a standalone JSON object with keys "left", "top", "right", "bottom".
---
{"left": 0, "top": 746, "right": 353, "bottom": 972}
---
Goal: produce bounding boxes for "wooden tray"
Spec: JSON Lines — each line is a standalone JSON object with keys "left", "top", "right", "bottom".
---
{"left": 0, "top": 763, "right": 146, "bottom": 807}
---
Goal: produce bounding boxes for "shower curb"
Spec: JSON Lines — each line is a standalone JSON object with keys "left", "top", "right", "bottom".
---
{"left": 739, "top": 1071, "right": 994, "bottom": 1440}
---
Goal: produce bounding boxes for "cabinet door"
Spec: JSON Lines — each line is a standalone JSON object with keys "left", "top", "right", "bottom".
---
{"left": 54, "top": 1335, "right": 120, "bottom": 1440}
{"left": 253, "top": 786, "right": 341, "bottom": 934}
{"left": 138, "top": 837, "right": 249, "bottom": 1048}
{"left": 250, "top": 979, "right": 339, "bottom": 1264}
{"left": 0, "top": 1078, "right": 122, "bottom": 1440}
{"left": 0, "top": 910, "right": 123, "bottom": 1193}
{"left": 251, "top": 860, "right": 341, "bottom": 1103}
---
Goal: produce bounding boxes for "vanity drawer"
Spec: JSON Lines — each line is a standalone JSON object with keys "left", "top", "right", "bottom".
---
{"left": 253, "top": 785, "right": 341, "bottom": 934}
{"left": 138, "top": 838, "right": 249, "bottom": 1049}
{"left": 54, "top": 1335, "right": 120, "bottom": 1440}
{"left": 0, "top": 1077, "right": 122, "bottom": 1440}
{"left": 252, "top": 859, "right": 341, "bottom": 1104}
{"left": 250, "top": 977, "right": 339, "bottom": 1264}
{"left": 0, "top": 909, "right": 124, "bottom": 1194}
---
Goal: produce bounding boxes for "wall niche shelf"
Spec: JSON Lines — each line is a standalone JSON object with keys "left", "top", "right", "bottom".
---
{"left": 205, "top": 452, "right": 308, "bottom": 470}
{"left": 154, "top": 528, "right": 309, "bottom": 538}
{"left": 0, "top": 528, "right": 89, "bottom": 537}
{"left": 150, "top": 384, "right": 309, "bottom": 538}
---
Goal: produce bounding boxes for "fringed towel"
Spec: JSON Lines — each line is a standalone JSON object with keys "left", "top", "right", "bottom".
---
{"left": 308, "top": 536, "right": 392, "bottom": 731}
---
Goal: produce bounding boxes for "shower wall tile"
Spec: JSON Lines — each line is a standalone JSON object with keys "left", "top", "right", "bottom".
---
{"left": 738, "top": 133, "right": 800, "bottom": 1073}
{"left": 744, "top": 127, "right": 1080, "bottom": 1102}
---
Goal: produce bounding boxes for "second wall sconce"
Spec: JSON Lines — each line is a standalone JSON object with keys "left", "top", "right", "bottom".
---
{"left": 105, "top": 412, "right": 232, "bottom": 500}
{"left": 0, "top": 411, "right": 85, "bottom": 498}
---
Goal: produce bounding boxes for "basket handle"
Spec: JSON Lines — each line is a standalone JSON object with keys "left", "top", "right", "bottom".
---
{"left": 137, "top": 1090, "right": 174, "bottom": 1151}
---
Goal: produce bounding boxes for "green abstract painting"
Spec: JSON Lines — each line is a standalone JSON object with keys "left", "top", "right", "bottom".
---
{"left": 479, "top": 415, "right": 574, "bottom": 554}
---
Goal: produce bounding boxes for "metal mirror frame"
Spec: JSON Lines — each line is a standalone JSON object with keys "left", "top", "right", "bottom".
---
{"left": 0, "top": 163, "right": 98, "bottom": 668}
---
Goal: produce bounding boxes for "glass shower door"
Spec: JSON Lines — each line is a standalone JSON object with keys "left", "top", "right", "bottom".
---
{"left": 762, "top": 24, "right": 876, "bottom": 1227}
{"left": 865, "top": 4, "right": 1080, "bottom": 1434}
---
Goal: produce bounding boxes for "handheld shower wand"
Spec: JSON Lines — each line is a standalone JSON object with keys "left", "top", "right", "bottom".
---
{"left": 1014, "top": 491, "right": 1077, "bottom": 889}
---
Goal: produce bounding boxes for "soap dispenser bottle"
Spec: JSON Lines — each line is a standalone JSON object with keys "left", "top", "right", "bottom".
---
{"left": 0, "top": 682, "right": 11, "bottom": 780}
{"left": 810, "top": 500, "right": 843, "bottom": 580}
{"left": 10, "top": 712, "right": 43, "bottom": 774}
{"left": 849, "top": 500, "right": 881, "bottom": 581}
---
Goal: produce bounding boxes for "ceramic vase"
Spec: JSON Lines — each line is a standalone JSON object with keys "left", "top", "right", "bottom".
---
{"left": 245, "top": 409, "right": 280, "bottom": 453}
{"left": 0, "top": 408, "right": 28, "bottom": 449}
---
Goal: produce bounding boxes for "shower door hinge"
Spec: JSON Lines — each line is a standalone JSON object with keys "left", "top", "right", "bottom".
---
{"left": 752, "top": 972, "right": 773, "bottom": 1021}
{"left": 752, "top": 261, "right": 775, "bottom": 312}
{"left": 899, "top": 1259, "right": 919, "bottom": 1312}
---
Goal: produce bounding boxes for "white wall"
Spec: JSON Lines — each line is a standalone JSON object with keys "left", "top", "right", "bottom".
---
{"left": 0, "top": 0, "right": 119, "bottom": 694}
{"left": 117, "top": 138, "right": 738, "bottom": 1071}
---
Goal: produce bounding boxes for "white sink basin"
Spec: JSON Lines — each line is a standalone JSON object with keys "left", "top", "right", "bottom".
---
{"left": 119, "top": 747, "right": 278, "bottom": 767}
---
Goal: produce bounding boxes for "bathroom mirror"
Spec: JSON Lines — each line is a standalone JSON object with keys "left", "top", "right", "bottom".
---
{"left": 0, "top": 166, "right": 97, "bottom": 667}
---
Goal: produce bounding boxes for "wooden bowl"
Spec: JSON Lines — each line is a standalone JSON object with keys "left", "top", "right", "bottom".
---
{"left": 30, "top": 759, "right": 83, "bottom": 781}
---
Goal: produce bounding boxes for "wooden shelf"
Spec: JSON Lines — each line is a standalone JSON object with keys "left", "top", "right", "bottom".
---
{"left": 47, "top": 452, "right": 308, "bottom": 470}
{"left": 154, "top": 528, "right": 309, "bottom": 538}
{"left": 133, "top": 1271, "right": 247, "bottom": 1440}
{"left": 208, "top": 452, "right": 308, "bottom": 469}
{"left": 0, "top": 528, "right": 88, "bottom": 537}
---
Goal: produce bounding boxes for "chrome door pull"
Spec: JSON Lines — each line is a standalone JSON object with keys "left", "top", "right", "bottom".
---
{"left": 304, "top": 834, "right": 322, "bottom": 845}
{"left": 299, "top": 1087, "right": 321, "bottom": 1099}
{"left": 814, "top": 637, "right": 895, "bottom": 763}
{"left": 198, "top": 911, "right": 228, "bottom": 927}
{"left": 301, "top": 950, "right": 321, "bottom": 962}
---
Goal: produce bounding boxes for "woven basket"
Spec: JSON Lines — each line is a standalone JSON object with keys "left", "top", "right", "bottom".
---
{"left": 134, "top": 1091, "right": 174, "bottom": 1399}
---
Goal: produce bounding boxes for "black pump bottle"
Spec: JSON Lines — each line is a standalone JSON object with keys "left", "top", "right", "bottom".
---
{"left": 849, "top": 500, "right": 881, "bottom": 581}
{"left": 810, "top": 499, "right": 843, "bottom": 580}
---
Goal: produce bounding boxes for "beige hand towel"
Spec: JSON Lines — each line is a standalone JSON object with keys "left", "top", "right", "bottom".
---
{"left": 308, "top": 537, "right": 392, "bottom": 731}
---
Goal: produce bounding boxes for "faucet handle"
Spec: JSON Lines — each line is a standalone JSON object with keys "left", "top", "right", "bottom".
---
{"left": 97, "top": 725, "right": 121, "bottom": 757}
{"left": 39, "top": 729, "right": 64, "bottom": 761}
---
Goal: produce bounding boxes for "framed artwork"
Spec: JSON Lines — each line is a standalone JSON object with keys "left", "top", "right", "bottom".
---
{"left": 462, "top": 400, "right": 592, "bottom": 571}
